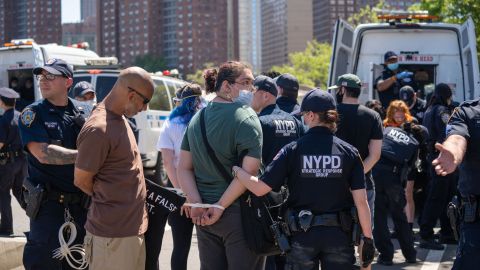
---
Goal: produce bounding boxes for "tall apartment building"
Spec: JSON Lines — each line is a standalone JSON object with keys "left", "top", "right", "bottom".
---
{"left": 0, "top": 0, "right": 61, "bottom": 44}
{"left": 261, "top": 0, "right": 313, "bottom": 72}
{"left": 313, "top": 0, "right": 417, "bottom": 43}
{"left": 97, "top": 0, "right": 237, "bottom": 74}
{"left": 62, "top": 15, "right": 97, "bottom": 51}
{"left": 238, "top": 0, "right": 262, "bottom": 73}
{"left": 81, "top": 0, "right": 96, "bottom": 21}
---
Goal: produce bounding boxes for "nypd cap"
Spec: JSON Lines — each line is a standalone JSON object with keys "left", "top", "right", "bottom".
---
{"left": 300, "top": 89, "right": 336, "bottom": 113}
{"left": 33, "top": 58, "right": 73, "bottom": 78}
{"left": 254, "top": 75, "right": 278, "bottom": 96}
{"left": 399, "top": 85, "right": 415, "bottom": 106}
{"left": 72, "top": 81, "right": 95, "bottom": 98}
{"left": 276, "top": 73, "right": 299, "bottom": 93}
{"left": 0, "top": 87, "right": 20, "bottom": 99}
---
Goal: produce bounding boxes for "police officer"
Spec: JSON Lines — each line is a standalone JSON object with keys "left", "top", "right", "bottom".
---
{"left": 399, "top": 85, "right": 427, "bottom": 124}
{"left": 251, "top": 75, "right": 304, "bottom": 270}
{"left": 419, "top": 83, "right": 457, "bottom": 250}
{"left": 432, "top": 97, "right": 480, "bottom": 269}
{"left": 372, "top": 123, "right": 419, "bottom": 265}
{"left": 0, "top": 87, "right": 27, "bottom": 236}
{"left": 232, "top": 89, "right": 374, "bottom": 270}
{"left": 72, "top": 81, "right": 96, "bottom": 104}
{"left": 275, "top": 73, "right": 300, "bottom": 114}
{"left": 375, "top": 51, "right": 414, "bottom": 109}
{"left": 18, "top": 58, "right": 92, "bottom": 269}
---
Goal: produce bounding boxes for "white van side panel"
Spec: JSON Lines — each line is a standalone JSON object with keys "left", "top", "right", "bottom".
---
{"left": 40, "top": 44, "right": 99, "bottom": 67}
{"left": 460, "top": 18, "right": 480, "bottom": 100}
{"left": 354, "top": 29, "right": 464, "bottom": 103}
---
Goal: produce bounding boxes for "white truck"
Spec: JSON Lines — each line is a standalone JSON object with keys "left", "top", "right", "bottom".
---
{"left": 0, "top": 38, "right": 100, "bottom": 109}
{"left": 328, "top": 15, "right": 480, "bottom": 104}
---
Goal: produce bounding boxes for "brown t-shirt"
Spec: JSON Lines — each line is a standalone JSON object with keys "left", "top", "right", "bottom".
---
{"left": 76, "top": 103, "right": 148, "bottom": 237}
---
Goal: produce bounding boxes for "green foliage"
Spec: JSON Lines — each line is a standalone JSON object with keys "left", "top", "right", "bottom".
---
{"left": 348, "top": 0, "right": 388, "bottom": 26}
{"left": 185, "top": 62, "right": 215, "bottom": 85}
{"left": 133, "top": 54, "right": 167, "bottom": 73}
{"left": 270, "top": 41, "right": 331, "bottom": 89}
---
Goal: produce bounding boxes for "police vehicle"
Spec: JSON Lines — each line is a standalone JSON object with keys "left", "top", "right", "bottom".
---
{"left": 0, "top": 38, "right": 101, "bottom": 108}
{"left": 328, "top": 12, "right": 479, "bottom": 104}
{"left": 73, "top": 68, "right": 187, "bottom": 186}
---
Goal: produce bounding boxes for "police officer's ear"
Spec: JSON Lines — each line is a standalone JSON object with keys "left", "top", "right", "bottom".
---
{"left": 65, "top": 77, "right": 74, "bottom": 89}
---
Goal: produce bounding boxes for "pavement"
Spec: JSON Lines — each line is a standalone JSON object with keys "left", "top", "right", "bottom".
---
{"left": 0, "top": 192, "right": 457, "bottom": 270}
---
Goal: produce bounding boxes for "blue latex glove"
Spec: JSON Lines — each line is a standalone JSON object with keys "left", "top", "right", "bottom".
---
{"left": 396, "top": 71, "right": 413, "bottom": 80}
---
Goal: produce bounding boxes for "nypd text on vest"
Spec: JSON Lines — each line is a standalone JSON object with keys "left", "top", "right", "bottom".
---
{"left": 301, "top": 155, "right": 343, "bottom": 178}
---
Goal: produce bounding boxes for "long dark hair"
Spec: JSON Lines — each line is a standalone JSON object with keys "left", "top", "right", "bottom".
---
{"left": 427, "top": 83, "right": 452, "bottom": 107}
{"left": 203, "top": 61, "right": 251, "bottom": 94}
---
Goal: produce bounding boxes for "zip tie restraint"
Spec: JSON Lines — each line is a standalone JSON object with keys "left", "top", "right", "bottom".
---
{"left": 183, "top": 203, "right": 225, "bottom": 210}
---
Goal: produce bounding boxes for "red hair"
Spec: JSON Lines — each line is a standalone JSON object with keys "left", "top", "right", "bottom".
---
{"left": 383, "top": 100, "right": 413, "bottom": 127}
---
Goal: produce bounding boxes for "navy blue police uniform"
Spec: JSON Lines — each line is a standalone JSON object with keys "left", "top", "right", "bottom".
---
{"left": 410, "top": 98, "right": 427, "bottom": 124}
{"left": 275, "top": 74, "right": 300, "bottom": 115}
{"left": 260, "top": 123, "right": 365, "bottom": 270}
{"left": 420, "top": 98, "right": 456, "bottom": 244}
{"left": 0, "top": 92, "right": 28, "bottom": 235}
{"left": 446, "top": 98, "right": 480, "bottom": 269}
{"left": 372, "top": 126, "right": 418, "bottom": 264}
{"left": 19, "top": 97, "right": 92, "bottom": 269}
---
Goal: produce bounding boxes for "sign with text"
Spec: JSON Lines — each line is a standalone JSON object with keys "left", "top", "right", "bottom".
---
{"left": 398, "top": 54, "right": 438, "bottom": 64}
{"left": 145, "top": 178, "right": 186, "bottom": 217}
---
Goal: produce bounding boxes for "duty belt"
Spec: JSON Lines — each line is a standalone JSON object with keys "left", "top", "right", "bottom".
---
{"left": 375, "top": 163, "right": 401, "bottom": 174}
{"left": 287, "top": 212, "right": 341, "bottom": 233}
{"left": 47, "top": 190, "right": 83, "bottom": 204}
{"left": 0, "top": 150, "right": 22, "bottom": 158}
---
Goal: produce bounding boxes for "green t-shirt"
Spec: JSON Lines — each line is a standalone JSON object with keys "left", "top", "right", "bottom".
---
{"left": 181, "top": 102, "right": 263, "bottom": 203}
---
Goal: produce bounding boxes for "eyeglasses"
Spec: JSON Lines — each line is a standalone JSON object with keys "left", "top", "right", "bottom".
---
{"left": 36, "top": 74, "right": 64, "bottom": 81}
{"left": 233, "top": 80, "right": 254, "bottom": 88}
{"left": 128, "top": 86, "right": 150, "bottom": 104}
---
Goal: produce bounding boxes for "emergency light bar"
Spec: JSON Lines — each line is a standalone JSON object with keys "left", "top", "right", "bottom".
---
{"left": 4, "top": 38, "right": 34, "bottom": 47}
{"left": 84, "top": 57, "right": 118, "bottom": 66}
{"left": 374, "top": 8, "right": 438, "bottom": 21}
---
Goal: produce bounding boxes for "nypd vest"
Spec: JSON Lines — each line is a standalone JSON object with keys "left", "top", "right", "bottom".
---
{"left": 381, "top": 126, "right": 419, "bottom": 164}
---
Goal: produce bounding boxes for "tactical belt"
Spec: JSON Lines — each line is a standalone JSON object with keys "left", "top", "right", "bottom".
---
{"left": 0, "top": 150, "right": 22, "bottom": 158}
{"left": 47, "top": 190, "right": 83, "bottom": 204}
{"left": 289, "top": 213, "right": 341, "bottom": 232}
{"left": 375, "top": 163, "right": 401, "bottom": 174}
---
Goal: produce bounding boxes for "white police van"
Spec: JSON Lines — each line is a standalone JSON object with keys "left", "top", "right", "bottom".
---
{"left": 73, "top": 69, "right": 186, "bottom": 185}
{"left": 328, "top": 14, "right": 480, "bottom": 104}
{"left": 0, "top": 38, "right": 100, "bottom": 108}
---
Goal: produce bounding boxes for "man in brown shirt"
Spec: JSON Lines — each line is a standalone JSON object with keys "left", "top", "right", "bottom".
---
{"left": 74, "top": 67, "right": 154, "bottom": 270}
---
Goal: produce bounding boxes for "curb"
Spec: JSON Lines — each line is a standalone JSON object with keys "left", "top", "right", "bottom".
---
{"left": 0, "top": 237, "right": 25, "bottom": 270}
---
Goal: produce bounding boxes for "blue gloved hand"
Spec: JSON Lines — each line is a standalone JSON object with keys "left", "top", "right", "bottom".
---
{"left": 396, "top": 71, "right": 413, "bottom": 80}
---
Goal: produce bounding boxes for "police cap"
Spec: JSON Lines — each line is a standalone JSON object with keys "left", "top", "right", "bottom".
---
{"left": 399, "top": 85, "right": 415, "bottom": 106}
{"left": 72, "top": 81, "right": 95, "bottom": 98}
{"left": 254, "top": 75, "right": 278, "bottom": 96}
{"left": 0, "top": 87, "right": 20, "bottom": 99}
{"left": 300, "top": 89, "right": 336, "bottom": 113}
{"left": 275, "top": 73, "right": 299, "bottom": 93}
{"left": 384, "top": 51, "right": 398, "bottom": 62}
{"left": 328, "top": 73, "right": 362, "bottom": 90}
{"left": 33, "top": 58, "right": 74, "bottom": 78}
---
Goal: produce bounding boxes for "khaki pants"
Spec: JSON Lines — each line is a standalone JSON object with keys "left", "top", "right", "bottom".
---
{"left": 84, "top": 231, "right": 146, "bottom": 270}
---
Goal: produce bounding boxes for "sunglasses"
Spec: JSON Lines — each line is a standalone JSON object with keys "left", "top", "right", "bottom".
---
{"left": 128, "top": 86, "right": 150, "bottom": 104}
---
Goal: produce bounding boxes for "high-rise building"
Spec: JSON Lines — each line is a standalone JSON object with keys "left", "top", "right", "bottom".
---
{"left": 81, "top": 0, "right": 96, "bottom": 21}
{"left": 0, "top": 0, "right": 62, "bottom": 44}
{"left": 313, "top": 0, "right": 417, "bottom": 44}
{"left": 97, "top": 0, "right": 238, "bottom": 74}
{"left": 261, "top": 0, "right": 313, "bottom": 72}
{"left": 238, "top": 0, "right": 262, "bottom": 73}
{"left": 62, "top": 15, "right": 97, "bottom": 52}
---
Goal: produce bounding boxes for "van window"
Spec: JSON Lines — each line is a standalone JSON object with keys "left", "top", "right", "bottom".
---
{"left": 95, "top": 76, "right": 118, "bottom": 102}
{"left": 150, "top": 79, "right": 171, "bottom": 111}
{"left": 164, "top": 80, "right": 178, "bottom": 99}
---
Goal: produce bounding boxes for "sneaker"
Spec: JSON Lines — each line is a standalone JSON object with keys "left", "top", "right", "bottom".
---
{"left": 420, "top": 239, "right": 445, "bottom": 250}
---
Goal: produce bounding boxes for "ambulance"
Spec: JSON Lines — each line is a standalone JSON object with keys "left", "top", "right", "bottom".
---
{"left": 328, "top": 14, "right": 480, "bottom": 104}
{"left": 0, "top": 38, "right": 100, "bottom": 109}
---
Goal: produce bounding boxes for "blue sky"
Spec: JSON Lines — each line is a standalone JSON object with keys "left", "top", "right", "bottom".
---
{"left": 61, "top": 0, "right": 81, "bottom": 23}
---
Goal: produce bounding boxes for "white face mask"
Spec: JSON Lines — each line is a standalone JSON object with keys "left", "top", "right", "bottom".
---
{"left": 301, "top": 115, "right": 309, "bottom": 132}
{"left": 234, "top": 90, "right": 254, "bottom": 106}
{"left": 0, "top": 108, "right": 4, "bottom": 115}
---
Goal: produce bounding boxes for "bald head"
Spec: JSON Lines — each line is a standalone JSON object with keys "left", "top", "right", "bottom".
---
{"left": 117, "top": 66, "right": 154, "bottom": 96}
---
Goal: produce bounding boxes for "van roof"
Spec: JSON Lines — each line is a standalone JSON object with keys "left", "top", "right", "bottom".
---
{"left": 356, "top": 21, "right": 461, "bottom": 32}
{"left": 74, "top": 69, "right": 187, "bottom": 83}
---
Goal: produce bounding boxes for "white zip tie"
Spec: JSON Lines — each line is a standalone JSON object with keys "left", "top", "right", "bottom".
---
{"left": 52, "top": 221, "right": 89, "bottom": 269}
{"left": 183, "top": 203, "right": 225, "bottom": 210}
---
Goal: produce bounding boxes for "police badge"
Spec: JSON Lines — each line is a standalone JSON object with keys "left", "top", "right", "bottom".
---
{"left": 21, "top": 108, "right": 36, "bottom": 127}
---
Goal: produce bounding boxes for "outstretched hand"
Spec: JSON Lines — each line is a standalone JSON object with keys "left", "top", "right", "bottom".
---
{"left": 432, "top": 143, "right": 457, "bottom": 176}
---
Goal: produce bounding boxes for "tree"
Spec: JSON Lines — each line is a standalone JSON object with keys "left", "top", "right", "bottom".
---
{"left": 348, "top": 0, "right": 389, "bottom": 26}
{"left": 185, "top": 62, "right": 215, "bottom": 85}
{"left": 270, "top": 41, "right": 332, "bottom": 89}
{"left": 133, "top": 54, "right": 167, "bottom": 73}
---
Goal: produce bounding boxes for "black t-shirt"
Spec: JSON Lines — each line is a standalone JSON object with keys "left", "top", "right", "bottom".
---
{"left": 260, "top": 126, "right": 365, "bottom": 214}
{"left": 336, "top": 104, "right": 384, "bottom": 190}
{"left": 446, "top": 99, "right": 480, "bottom": 196}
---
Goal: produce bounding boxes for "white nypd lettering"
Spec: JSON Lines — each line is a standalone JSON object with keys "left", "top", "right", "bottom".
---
{"left": 274, "top": 119, "right": 297, "bottom": 137}
{"left": 387, "top": 128, "right": 410, "bottom": 144}
{"left": 301, "top": 155, "right": 343, "bottom": 178}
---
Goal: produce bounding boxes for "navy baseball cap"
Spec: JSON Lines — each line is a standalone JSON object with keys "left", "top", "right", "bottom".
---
{"left": 276, "top": 73, "right": 299, "bottom": 93}
{"left": 33, "top": 58, "right": 73, "bottom": 78}
{"left": 300, "top": 89, "right": 336, "bottom": 113}
{"left": 72, "top": 81, "right": 95, "bottom": 98}
{"left": 384, "top": 51, "right": 398, "bottom": 62}
{"left": 399, "top": 85, "right": 415, "bottom": 106}
{"left": 0, "top": 87, "right": 20, "bottom": 99}
{"left": 254, "top": 75, "right": 278, "bottom": 96}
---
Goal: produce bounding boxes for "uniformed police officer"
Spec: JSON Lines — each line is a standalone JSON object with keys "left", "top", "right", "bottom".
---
{"left": 232, "top": 89, "right": 374, "bottom": 270}
{"left": 251, "top": 75, "right": 304, "bottom": 270}
{"left": 432, "top": 97, "right": 480, "bottom": 270}
{"left": 274, "top": 73, "right": 300, "bottom": 114}
{"left": 0, "top": 87, "right": 27, "bottom": 236}
{"left": 399, "top": 85, "right": 427, "bottom": 124}
{"left": 372, "top": 123, "right": 419, "bottom": 265}
{"left": 375, "top": 51, "right": 414, "bottom": 109}
{"left": 420, "top": 83, "right": 457, "bottom": 250}
{"left": 18, "top": 58, "right": 92, "bottom": 269}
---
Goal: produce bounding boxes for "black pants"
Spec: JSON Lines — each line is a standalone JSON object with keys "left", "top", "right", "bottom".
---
{"left": 373, "top": 166, "right": 417, "bottom": 261}
{"left": 144, "top": 210, "right": 194, "bottom": 270}
{"left": 0, "top": 157, "right": 27, "bottom": 232}
{"left": 420, "top": 165, "right": 456, "bottom": 240}
{"left": 453, "top": 219, "right": 480, "bottom": 269}
{"left": 284, "top": 226, "right": 354, "bottom": 270}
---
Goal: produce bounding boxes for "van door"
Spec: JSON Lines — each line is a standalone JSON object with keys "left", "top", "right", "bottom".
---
{"left": 328, "top": 19, "right": 354, "bottom": 90}
{"left": 460, "top": 17, "right": 480, "bottom": 100}
{"left": 368, "top": 63, "right": 385, "bottom": 102}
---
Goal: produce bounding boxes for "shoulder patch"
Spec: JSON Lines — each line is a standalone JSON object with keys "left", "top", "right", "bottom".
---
{"left": 441, "top": 112, "right": 450, "bottom": 124}
{"left": 21, "top": 108, "right": 36, "bottom": 127}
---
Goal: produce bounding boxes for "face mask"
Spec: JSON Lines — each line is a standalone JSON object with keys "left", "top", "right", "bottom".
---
{"left": 0, "top": 108, "right": 4, "bottom": 115}
{"left": 301, "top": 115, "right": 309, "bottom": 132}
{"left": 387, "top": 63, "right": 399, "bottom": 71}
{"left": 11, "top": 83, "right": 17, "bottom": 88}
{"left": 234, "top": 90, "right": 253, "bottom": 106}
{"left": 336, "top": 89, "right": 344, "bottom": 104}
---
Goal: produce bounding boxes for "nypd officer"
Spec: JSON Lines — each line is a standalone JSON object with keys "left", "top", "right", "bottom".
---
{"left": 372, "top": 123, "right": 418, "bottom": 265}
{"left": 433, "top": 97, "right": 480, "bottom": 269}
{"left": 399, "top": 85, "right": 427, "bottom": 124}
{"left": 0, "top": 87, "right": 27, "bottom": 236}
{"left": 232, "top": 89, "right": 374, "bottom": 270}
{"left": 18, "top": 59, "right": 92, "bottom": 269}
{"left": 420, "top": 83, "right": 456, "bottom": 250}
